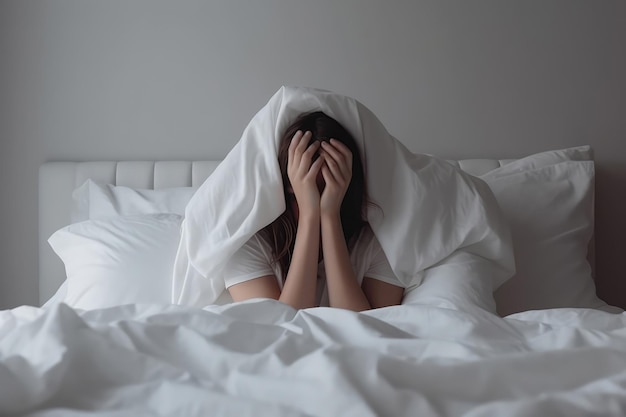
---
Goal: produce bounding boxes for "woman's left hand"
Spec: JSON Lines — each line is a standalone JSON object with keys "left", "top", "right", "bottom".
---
{"left": 319, "top": 139, "right": 353, "bottom": 217}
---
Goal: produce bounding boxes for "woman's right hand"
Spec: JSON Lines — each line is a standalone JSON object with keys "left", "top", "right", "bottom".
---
{"left": 287, "top": 130, "right": 324, "bottom": 218}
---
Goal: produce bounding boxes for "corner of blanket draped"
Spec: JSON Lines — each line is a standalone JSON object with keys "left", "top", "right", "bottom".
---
{"left": 172, "top": 248, "right": 225, "bottom": 306}
{"left": 469, "top": 174, "right": 516, "bottom": 285}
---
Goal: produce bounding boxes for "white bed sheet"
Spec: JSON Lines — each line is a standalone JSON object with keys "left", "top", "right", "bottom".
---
{"left": 1, "top": 301, "right": 625, "bottom": 416}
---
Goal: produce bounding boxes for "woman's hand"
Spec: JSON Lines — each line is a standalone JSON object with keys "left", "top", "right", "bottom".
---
{"left": 319, "top": 139, "right": 352, "bottom": 217}
{"left": 287, "top": 130, "right": 324, "bottom": 218}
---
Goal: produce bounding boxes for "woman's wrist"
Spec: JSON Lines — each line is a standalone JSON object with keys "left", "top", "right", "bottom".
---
{"left": 298, "top": 206, "right": 321, "bottom": 225}
{"left": 320, "top": 209, "right": 341, "bottom": 226}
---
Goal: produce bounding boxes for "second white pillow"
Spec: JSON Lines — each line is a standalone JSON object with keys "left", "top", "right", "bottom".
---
{"left": 71, "top": 180, "right": 196, "bottom": 222}
{"left": 481, "top": 151, "right": 607, "bottom": 315}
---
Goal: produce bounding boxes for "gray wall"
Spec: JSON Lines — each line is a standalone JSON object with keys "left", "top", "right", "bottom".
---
{"left": 1, "top": 1, "right": 625, "bottom": 309}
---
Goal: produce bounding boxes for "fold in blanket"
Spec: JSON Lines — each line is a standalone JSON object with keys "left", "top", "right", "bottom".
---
{"left": 172, "top": 86, "right": 514, "bottom": 307}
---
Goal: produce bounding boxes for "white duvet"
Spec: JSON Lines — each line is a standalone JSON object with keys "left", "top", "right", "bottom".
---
{"left": 1, "top": 301, "right": 625, "bottom": 416}
{"left": 173, "top": 86, "right": 514, "bottom": 307}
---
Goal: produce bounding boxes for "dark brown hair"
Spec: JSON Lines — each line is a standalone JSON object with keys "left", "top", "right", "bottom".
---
{"left": 261, "top": 111, "right": 369, "bottom": 280}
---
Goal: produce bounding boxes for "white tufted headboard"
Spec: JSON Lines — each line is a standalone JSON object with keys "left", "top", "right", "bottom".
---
{"left": 38, "top": 158, "right": 515, "bottom": 305}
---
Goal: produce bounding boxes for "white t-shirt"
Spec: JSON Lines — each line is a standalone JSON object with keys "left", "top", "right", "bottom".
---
{"left": 222, "top": 224, "right": 402, "bottom": 307}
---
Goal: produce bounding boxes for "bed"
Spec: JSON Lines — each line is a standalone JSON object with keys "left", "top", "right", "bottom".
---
{"left": 1, "top": 144, "right": 625, "bottom": 416}
{"left": 3, "top": 86, "right": 626, "bottom": 416}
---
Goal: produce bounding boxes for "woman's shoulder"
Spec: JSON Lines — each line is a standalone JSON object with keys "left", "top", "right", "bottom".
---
{"left": 233, "top": 231, "right": 274, "bottom": 259}
{"left": 353, "top": 223, "right": 379, "bottom": 251}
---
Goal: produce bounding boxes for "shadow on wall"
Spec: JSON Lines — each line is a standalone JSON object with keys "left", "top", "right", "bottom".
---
{"left": 593, "top": 163, "right": 626, "bottom": 309}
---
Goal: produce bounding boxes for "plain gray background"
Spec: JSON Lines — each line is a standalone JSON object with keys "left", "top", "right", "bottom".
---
{"left": 1, "top": 0, "right": 624, "bottom": 309}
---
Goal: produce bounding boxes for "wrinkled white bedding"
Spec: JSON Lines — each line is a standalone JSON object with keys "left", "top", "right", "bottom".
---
{"left": 1, "top": 301, "right": 625, "bottom": 416}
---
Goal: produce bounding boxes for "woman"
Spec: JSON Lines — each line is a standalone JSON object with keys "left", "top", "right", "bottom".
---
{"left": 223, "top": 112, "right": 405, "bottom": 311}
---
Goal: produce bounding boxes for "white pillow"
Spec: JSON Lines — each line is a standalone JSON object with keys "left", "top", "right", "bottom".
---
{"left": 71, "top": 179, "right": 196, "bottom": 222}
{"left": 402, "top": 250, "right": 502, "bottom": 313}
{"left": 488, "top": 145, "right": 592, "bottom": 173}
{"left": 480, "top": 147, "right": 608, "bottom": 315}
{"left": 48, "top": 213, "right": 182, "bottom": 310}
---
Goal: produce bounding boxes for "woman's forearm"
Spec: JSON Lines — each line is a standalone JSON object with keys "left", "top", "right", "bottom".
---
{"left": 321, "top": 214, "right": 371, "bottom": 311}
{"left": 279, "top": 213, "right": 320, "bottom": 309}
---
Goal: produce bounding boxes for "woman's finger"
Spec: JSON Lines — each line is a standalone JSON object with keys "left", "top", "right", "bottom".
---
{"left": 295, "top": 131, "right": 313, "bottom": 160}
{"left": 321, "top": 143, "right": 351, "bottom": 180}
{"left": 320, "top": 150, "right": 345, "bottom": 185}
{"left": 321, "top": 164, "right": 332, "bottom": 184}
{"left": 288, "top": 130, "right": 303, "bottom": 166}
{"left": 297, "top": 140, "right": 320, "bottom": 176}
{"left": 303, "top": 140, "right": 321, "bottom": 163}
{"left": 329, "top": 138, "right": 352, "bottom": 158}
{"left": 307, "top": 153, "right": 325, "bottom": 179}
{"left": 328, "top": 139, "right": 353, "bottom": 171}
{"left": 320, "top": 140, "right": 343, "bottom": 162}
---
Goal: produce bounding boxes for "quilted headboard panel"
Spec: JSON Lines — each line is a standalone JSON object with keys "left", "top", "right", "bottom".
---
{"left": 38, "top": 158, "right": 514, "bottom": 305}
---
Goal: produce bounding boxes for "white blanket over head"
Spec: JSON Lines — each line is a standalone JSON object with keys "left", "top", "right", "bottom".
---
{"left": 173, "top": 86, "right": 514, "bottom": 308}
